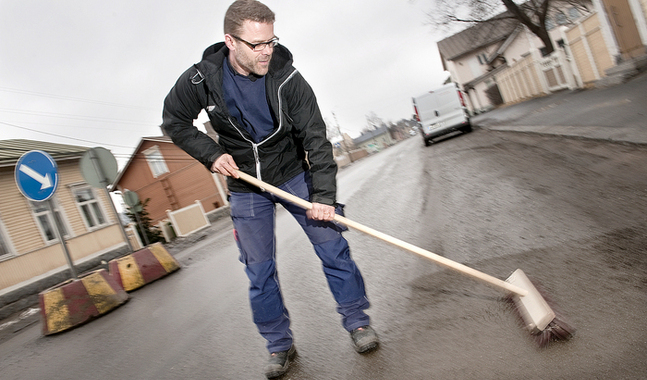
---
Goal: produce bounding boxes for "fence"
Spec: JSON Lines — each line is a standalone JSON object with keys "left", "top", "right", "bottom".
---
{"left": 494, "top": 11, "right": 618, "bottom": 105}
{"left": 496, "top": 53, "right": 546, "bottom": 104}
{"left": 124, "top": 200, "right": 209, "bottom": 248}
{"left": 538, "top": 51, "right": 573, "bottom": 92}
{"left": 495, "top": 48, "right": 577, "bottom": 105}
{"left": 166, "top": 200, "right": 210, "bottom": 237}
{"left": 125, "top": 223, "right": 143, "bottom": 250}
{"left": 563, "top": 12, "right": 614, "bottom": 86}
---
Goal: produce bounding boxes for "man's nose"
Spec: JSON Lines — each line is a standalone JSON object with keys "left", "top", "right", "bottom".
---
{"left": 260, "top": 44, "right": 274, "bottom": 54}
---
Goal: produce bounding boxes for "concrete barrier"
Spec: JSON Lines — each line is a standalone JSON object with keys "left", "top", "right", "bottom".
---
{"left": 38, "top": 269, "right": 129, "bottom": 335}
{"left": 108, "top": 243, "right": 181, "bottom": 292}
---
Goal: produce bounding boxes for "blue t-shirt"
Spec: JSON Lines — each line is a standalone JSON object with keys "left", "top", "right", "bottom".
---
{"left": 222, "top": 57, "right": 275, "bottom": 143}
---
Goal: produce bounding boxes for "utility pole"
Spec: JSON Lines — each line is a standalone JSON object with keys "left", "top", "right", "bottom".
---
{"left": 332, "top": 112, "right": 349, "bottom": 155}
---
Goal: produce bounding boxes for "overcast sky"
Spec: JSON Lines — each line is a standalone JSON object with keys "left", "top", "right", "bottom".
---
{"left": 1, "top": 0, "right": 449, "bottom": 167}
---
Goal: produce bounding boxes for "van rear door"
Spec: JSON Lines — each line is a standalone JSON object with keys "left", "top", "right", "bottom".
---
{"left": 433, "top": 84, "right": 466, "bottom": 129}
{"left": 413, "top": 83, "right": 471, "bottom": 145}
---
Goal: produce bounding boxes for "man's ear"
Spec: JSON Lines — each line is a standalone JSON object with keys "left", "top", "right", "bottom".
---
{"left": 224, "top": 34, "right": 236, "bottom": 50}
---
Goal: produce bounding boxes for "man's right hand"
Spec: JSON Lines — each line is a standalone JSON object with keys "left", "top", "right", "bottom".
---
{"left": 211, "top": 154, "right": 239, "bottom": 178}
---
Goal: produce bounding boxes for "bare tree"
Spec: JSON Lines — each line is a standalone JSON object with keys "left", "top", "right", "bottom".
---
{"left": 324, "top": 116, "right": 340, "bottom": 141}
{"left": 364, "top": 112, "right": 384, "bottom": 133}
{"left": 425, "top": 0, "right": 591, "bottom": 55}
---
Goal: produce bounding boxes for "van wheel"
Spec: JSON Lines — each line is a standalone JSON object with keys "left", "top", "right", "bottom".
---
{"left": 424, "top": 138, "right": 432, "bottom": 146}
{"left": 462, "top": 124, "right": 472, "bottom": 133}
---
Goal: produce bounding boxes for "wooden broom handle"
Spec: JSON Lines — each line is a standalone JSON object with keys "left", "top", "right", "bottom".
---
{"left": 235, "top": 170, "right": 528, "bottom": 297}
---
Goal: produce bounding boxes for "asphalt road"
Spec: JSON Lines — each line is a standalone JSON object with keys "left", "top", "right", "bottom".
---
{"left": 1, "top": 132, "right": 646, "bottom": 379}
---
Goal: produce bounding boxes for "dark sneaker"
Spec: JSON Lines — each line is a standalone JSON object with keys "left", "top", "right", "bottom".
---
{"left": 350, "top": 325, "right": 379, "bottom": 353}
{"left": 265, "top": 345, "right": 297, "bottom": 379}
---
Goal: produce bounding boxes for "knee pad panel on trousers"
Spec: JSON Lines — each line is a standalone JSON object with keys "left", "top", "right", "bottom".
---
{"left": 313, "top": 236, "right": 367, "bottom": 305}
{"left": 245, "top": 260, "right": 285, "bottom": 323}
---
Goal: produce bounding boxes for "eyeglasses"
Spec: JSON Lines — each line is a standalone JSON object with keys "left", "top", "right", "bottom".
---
{"left": 231, "top": 35, "right": 279, "bottom": 52}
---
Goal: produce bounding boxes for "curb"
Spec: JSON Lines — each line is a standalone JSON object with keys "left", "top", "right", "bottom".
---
{"left": 477, "top": 124, "right": 647, "bottom": 146}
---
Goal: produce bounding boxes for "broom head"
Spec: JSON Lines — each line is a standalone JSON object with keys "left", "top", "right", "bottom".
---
{"left": 505, "top": 269, "right": 575, "bottom": 346}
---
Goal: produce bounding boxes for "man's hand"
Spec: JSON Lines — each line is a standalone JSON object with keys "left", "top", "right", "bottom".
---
{"left": 211, "top": 154, "right": 239, "bottom": 178}
{"left": 307, "top": 202, "right": 336, "bottom": 222}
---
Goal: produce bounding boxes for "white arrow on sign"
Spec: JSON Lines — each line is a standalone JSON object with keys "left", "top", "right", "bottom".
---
{"left": 19, "top": 164, "right": 53, "bottom": 190}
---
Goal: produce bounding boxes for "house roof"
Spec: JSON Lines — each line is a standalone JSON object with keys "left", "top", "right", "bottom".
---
{"left": 353, "top": 125, "right": 390, "bottom": 145}
{"left": 463, "top": 63, "right": 509, "bottom": 89}
{"left": 437, "top": 17, "right": 520, "bottom": 61}
{"left": 111, "top": 134, "right": 218, "bottom": 190}
{"left": 111, "top": 136, "right": 175, "bottom": 189}
{"left": 488, "top": 25, "right": 523, "bottom": 64}
{"left": 140, "top": 136, "right": 174, "bottom": 144}
{"left": 0, "top": 139, "right": 90, "bottom": 168}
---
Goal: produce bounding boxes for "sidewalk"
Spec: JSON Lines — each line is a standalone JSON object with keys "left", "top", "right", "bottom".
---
{"left": 472, "top": 71, "right": 647, "bottom": 145}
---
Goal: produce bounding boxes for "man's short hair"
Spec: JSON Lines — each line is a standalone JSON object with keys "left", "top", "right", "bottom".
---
{"left": 224, "top": 0, "right": 275, "bottom": 36}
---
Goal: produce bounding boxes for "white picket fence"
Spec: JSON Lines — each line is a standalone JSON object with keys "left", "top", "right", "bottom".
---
{"left": 496, "top": 49, "right": 576, "bottom": 105}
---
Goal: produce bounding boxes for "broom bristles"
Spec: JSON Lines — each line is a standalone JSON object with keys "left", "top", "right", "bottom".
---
{"left": 533, "top": 315, "right": 576, "bottom": 347}
{"left": 506, "top": 276, "right": 576, "bottom": 347}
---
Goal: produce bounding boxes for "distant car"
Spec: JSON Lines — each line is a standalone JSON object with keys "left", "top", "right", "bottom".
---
{"left": 412, "top": 83, "right": 471, "bottom": 146}
{"left": 409, "top": 130, "right": 416, "bottom": 136}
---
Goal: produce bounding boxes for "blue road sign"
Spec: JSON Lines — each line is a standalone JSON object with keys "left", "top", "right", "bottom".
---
{"left": 15, "top": 150, "right": 59, "bottom": 202}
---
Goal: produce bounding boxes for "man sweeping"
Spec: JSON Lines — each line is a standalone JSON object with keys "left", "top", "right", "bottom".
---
{"left": 161, "top": 1, "right": 378, "bottom": 378}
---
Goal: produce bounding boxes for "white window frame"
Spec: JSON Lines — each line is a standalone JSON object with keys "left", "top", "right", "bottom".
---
{"left": 29, "top": 197, "right": 72, "bottom": 244}
{"left": 0, "top": 216, "right": 15, "bottom": 260}
{"left": 71, "top": 184, "right": 109, "bottom": 231}
{"left": 143, "top": 145, "right": 169, "bottom": 178}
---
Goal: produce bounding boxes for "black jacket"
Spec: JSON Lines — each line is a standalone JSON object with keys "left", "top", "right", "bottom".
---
{"left": 162, "top": 43, "right": 337, "bottom": 205}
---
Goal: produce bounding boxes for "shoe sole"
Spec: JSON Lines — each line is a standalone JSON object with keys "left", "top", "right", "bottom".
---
{"left": 266, "top": 369, "right": 287, "bottom": 379}
{"left": 356, "top": 341, "right": 379, "bottom": 353}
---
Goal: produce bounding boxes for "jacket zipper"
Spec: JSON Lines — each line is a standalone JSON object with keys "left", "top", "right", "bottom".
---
{"left": 226, "top": 68, "right": 299, "bottom": 182}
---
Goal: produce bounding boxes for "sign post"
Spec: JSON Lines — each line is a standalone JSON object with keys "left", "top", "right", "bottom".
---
{"left": 123, "top": 190, "right": 149, "bottom": 246}
{"left": 15, "top": 150, "right": 78, "bottom": 279}
{"left": 80, "top": 147, "right": 133, "bottom": 252}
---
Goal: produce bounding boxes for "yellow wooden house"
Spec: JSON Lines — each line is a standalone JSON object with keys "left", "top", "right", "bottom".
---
{"left": 0, "top": 140, "right": 129, "bottom": 294}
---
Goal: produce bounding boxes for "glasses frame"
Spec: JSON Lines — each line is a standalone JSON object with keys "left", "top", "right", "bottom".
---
{"left": 231, "top": 35, "right": 279, "bottom": 52}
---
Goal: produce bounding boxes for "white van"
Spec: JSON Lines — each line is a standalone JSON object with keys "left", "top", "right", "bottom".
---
{"left": 412, "top": 83, "right": 471, "bottom": 146}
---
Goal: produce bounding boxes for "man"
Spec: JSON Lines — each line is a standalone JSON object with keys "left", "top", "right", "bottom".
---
{"left": 162, "top": 1, "right": 378, "bottom": 378}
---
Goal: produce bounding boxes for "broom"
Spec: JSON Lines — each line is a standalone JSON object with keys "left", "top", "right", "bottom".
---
{"left": 235, "top": 170, "right": 575, "bottom": 346}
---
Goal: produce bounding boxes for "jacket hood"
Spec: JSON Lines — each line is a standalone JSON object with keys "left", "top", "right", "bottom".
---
{"left": 202, "top": 42, "right": 226, "bottom": 60}
{"left": 201, "top": 42, "right": 294, "bottom": 77}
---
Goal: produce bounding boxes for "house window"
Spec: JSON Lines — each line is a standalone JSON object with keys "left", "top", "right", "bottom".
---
{"left": 30, "top": 199, "right": 69, "bottom": 242}
{"left": 0, "top": 218, "right": 13, "bottom": 259}
{"left": 143, "top": 146, "right": 169, "bottom": 178}
{"left": 73, "top": 185, "right": 107, "bottom": 229}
